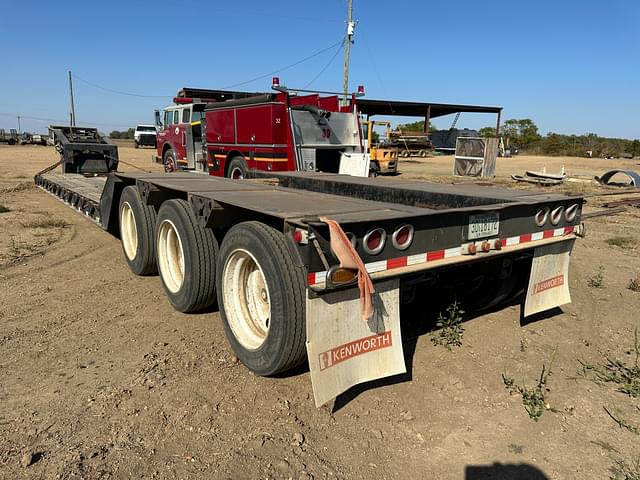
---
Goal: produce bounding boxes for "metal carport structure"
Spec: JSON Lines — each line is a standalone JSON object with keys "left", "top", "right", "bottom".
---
{"left": 356, "top": 99, "right": 503, "bottom": 136}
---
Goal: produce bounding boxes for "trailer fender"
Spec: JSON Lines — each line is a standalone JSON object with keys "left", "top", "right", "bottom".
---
{"left": 100, "top": 175, "right": 134, "bottom": 234}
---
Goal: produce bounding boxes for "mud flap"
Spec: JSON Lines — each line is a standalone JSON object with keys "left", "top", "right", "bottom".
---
{"left": 305, "top": 279, "right": 406, "bottom": 407}
{"left": 524, "top": 239, "right": 575, "bottom": 317}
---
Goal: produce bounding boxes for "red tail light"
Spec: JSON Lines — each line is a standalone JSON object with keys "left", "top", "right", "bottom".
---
{"left": 392, "top": 224, "right": 414, "bottom": 250}
{"left": 363, "top": 227, "right": 386, "bottom": 255}
{"left": 292, "top": 228, "right": 308, "bottom": 244}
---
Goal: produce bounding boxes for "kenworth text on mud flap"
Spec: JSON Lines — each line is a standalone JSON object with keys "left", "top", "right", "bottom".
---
{"left": 34, "top": 85, "right": 585, "bottom": 405}
{"left": 153, "top": 79, "right": 372, "bottom": 178}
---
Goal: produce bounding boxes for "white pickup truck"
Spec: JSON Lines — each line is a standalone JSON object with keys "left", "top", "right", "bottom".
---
{"left": 133, "top": 125, "right": 157, "bottom": 149}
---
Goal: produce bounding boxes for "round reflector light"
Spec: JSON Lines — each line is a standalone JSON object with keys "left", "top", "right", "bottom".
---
{"left": 550, "top": 206, "right": 564, "bottom": 225}
{"left": 392, "top": 224, "right": 414, "bottom": 250}
{"left": 565, "top": 203, "right": 579, "bottom": 222}
{"left": 535, "top": 207, "right": 550, "bottom": 227}
{"left": 363, "top": 227, "right": 386, "bottom": 255}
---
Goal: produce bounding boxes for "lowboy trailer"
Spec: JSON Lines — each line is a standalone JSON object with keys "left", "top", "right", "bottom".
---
{"left": 35, "top": 160, "right": 584, "bottom": 405}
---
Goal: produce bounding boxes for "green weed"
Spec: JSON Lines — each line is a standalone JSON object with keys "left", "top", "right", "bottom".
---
{"left": 610, "top": 458, "right": 640, "bottom": 480}
{"left": 430, "top": 301, "right": 464, "bottom": 350}
{"left": 628, "top": 278, "right": 640, "bottom": 293}
{"left": 503, "top": 351, "right": 556, "bottom": 422}
{"left": 606, "top": 236, "right": 637, "bottom": 249}
{"left": 603, "top": 406, "right": 639, "bottom": 435}
{"left": 587, "top": 265, "right": 605, "bottom": 288}
{"left": 22, "top": 218, "right": 68, "bottom": 229}
{"left": 579, "top": 328, "right": 640, "bottom": 398}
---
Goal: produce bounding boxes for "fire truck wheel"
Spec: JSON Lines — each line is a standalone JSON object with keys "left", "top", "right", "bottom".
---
{"left": 119, "top": 186, "right": 157, "bottom": 275}
{"left": 369, "top": 163, "right": 380, "bottom": 177}
{"left": 156, "top": 199, "right": 218, "bottom": 313}
{"left": 134, "top": 141, "right": 139, "bottom": 149}
{"left": 227, "top": 157, "right": 247, "bottom": 179}
{"left": 217, "top": 221, "right": 306, "bottom": 376}
{"left": 163, "top": 149, "right": 177, "bottom": 173}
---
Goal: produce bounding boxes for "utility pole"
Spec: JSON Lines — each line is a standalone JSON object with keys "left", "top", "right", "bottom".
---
{"left": 342, "top": 0, "right": 354, "bottom": 100}
{"left": 68, "top": 70, "right": 76, "bottom": 126}
{"left": 17, "top": 116, "right": 21, "bottom": 134}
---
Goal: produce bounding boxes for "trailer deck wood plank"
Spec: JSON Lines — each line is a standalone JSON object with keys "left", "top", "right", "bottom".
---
{"left": 40, "top": 173, "right": 106, "bottom": 203}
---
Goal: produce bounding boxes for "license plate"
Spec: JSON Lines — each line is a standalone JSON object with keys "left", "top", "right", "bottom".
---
{"left": 468, "top": 212, "right": 499, "bottom": 240}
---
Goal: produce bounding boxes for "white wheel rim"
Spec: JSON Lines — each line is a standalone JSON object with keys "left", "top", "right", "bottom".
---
{"left": 222, "top": 249, "right": 271, "bottom": 350}
{"left": 158, "top": 219, "right": 185, "bottom": 293}
{"left": 230, "top": 167, "right": 243, "bottom": 179}
{"left": 120, "top": 201, "right": 138, "bottom": 261}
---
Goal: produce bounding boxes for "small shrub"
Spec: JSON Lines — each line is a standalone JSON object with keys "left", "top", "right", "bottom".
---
{"left": 628, "top": 278, "right": 640, "bottom": 293}
{"left": 503, "top": 352, "right": 556, "bottom": 422}
{"left": 610, "top": 458, "right": 640, "bottom": 480}
{"left": 430, "top": 301, "right": 464, "bottom": 350}
{"left": 603, "top": 406, "right": 639, "bottom": 435}
{"left": 22, "top": 218, "right": 68, "bottom": 229}
{"left": 588, "top": 265, "right": 605, "bottom": 288}
{"left": 579, "top": 328, "right": 640, "bottom": 398}
{"left": 606, "top": 236, "right": 637, "bottom": 249}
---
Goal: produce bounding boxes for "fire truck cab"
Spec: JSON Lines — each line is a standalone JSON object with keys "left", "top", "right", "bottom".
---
{"left": 154, "top": 81, "right": 370, "bottom": 177}
{"left": 154, "top": 89, "right": 252, "bottom": 173}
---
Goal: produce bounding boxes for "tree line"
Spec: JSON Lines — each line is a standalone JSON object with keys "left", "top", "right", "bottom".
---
{"left": 479, "top": 119, "right": 638, "bottom": 158}
{"left": 399, "top": 118, "right": 638, "bottom": 158}
{"left": 109, "top": 128, "right": 135, "bottom": 139}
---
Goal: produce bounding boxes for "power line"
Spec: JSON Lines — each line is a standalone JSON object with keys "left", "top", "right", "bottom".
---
{"left": 303, "top": 40, "right": 345, "bottom": 88}
{"left": 71, "top": 40, "right": 344, "bottom": 99}
{"left": 0, "top": 112, "right": 131, "bottom": 128}
{"left": 72, "top": 74, "right": 170, "bottom": 98}
{"left": 221, "top": 40, "right": 344, "bottom": 89}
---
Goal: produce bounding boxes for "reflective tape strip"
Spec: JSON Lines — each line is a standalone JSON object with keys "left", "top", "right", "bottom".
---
{"left": 306, "top": 226, "right": 577, "bottom": 286}
{"left": 407, "top": 253, "right": 426, "bottom": 265}
{"left": 366, "top": 260, "right": 387, "bottom": 273}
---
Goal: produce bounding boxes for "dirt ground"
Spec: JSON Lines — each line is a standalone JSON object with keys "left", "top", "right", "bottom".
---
{"left": 1, "top": 143, "right": 639, "bottom": 479}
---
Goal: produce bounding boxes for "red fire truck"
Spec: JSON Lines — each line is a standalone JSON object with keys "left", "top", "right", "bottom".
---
{"left": 154, "top": 79, "right": 370, "bottom": 178}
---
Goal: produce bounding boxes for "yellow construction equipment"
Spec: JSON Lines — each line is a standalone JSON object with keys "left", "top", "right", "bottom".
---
{"left": 366, "top": 120, "right": 399, "bottom": 175}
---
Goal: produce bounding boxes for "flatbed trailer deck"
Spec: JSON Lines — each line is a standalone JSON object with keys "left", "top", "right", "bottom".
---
{"left": 34, "top": 169, "right": 584, "bottom": 405}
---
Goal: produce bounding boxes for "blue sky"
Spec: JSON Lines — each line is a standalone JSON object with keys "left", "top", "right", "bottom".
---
{"left": 1, "top": 0, "right": 638, "bottom": 139}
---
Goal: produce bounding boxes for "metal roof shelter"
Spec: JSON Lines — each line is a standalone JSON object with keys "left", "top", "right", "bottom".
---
{"left": 357, "top": 98, "right": 503, "bottom": 135}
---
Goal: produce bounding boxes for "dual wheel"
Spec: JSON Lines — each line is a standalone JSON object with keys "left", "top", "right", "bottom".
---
{"left": 117, "top": 186, "right": 305, "bottom": 375}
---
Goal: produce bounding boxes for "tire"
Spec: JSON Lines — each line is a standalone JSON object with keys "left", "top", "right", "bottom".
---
{"left": 134, "top": 140, "right": 139, "bottom": 149}
{"left": 163, "top": 148, "right": 176, "bottom": 173}
{"left": 119, "top": 185, "right": 157, "bottom": 275}
{"left": 369, "top": 162, "right": 380, "bottom": 178}
{"left": 226, "top": 156, "right": 247, "bottom": 179}
{"left": 156, "top": 199, "right": 218, "bottom": 313}
{"left": 216, "top": 221, "right": 306, "bottom": 376}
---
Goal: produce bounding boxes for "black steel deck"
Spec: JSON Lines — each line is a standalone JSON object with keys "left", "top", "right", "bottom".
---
{"left": 36, "top": 173, "right": 107, "bottom": 223}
